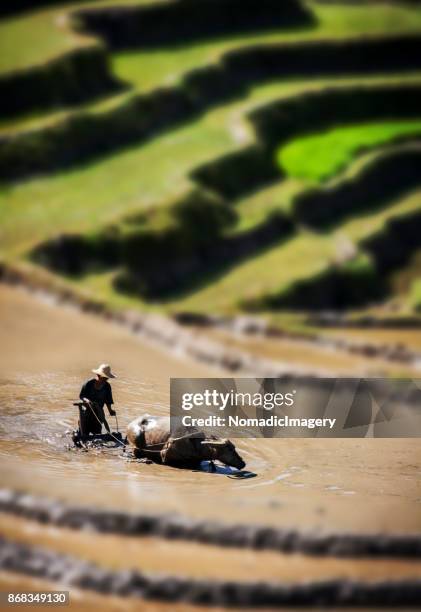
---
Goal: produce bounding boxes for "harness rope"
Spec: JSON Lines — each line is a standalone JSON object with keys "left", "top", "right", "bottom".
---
{"left": 75, "top": 406, "right": 222, "bottom": 465}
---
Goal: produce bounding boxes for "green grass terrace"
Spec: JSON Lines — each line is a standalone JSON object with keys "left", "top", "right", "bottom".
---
{"left": 1, "top": 0, "right": 421, "bottom": 327}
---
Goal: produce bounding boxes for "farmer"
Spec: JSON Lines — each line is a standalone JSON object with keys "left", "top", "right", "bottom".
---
{"left": 78, "top": 364, "right": 117, "bottom": 436}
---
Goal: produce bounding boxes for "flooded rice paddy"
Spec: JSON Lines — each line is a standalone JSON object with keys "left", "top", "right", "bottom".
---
{"left": 1, "top": 283, "right": 421, "bottom": 529}
{"left": 1, "top": 283, "right": 421, "bottom": 608}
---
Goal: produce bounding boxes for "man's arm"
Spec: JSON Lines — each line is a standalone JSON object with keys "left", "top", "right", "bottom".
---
{"left": 106, "top": 403, "right": 116, "bottom": 416}
{"left": 79, "top": 389, "right": 92, "bottom": 407}
{"left": 79, "top": 381, "right": 90, "bottom": 402}
{"left": 106, "top": 383, "right": 116, "bottom": 415}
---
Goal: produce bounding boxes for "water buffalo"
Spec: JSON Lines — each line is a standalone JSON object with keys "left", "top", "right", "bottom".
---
{"left": 126, "top": 415, "right": 245, "bottom": 470}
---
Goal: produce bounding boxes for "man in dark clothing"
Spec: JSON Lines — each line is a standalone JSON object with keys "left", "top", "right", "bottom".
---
{"left": 78, "top": 363, "right": 117, "bottom": 436}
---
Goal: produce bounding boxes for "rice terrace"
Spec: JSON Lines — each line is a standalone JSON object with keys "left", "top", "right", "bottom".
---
{"left": 1, "top": 0, "right": 421, "bottom": 609}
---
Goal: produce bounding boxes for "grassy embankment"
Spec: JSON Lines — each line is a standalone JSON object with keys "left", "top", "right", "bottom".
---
{"left": 2, "top": 2, "right": 421, "bottom": 130}
{"left": 0, "top": 0, "right": 163, "bottom": 74}
{"left": 1, "top": 1, "right": 421, "bottom": 317}
{"left": 2, "top": 76, "right": 421, "bottom": 255}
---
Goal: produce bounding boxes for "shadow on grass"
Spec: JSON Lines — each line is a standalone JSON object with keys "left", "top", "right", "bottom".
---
{"left": 113, "top": 224, "right": 294, "bottom": 305}
{"left": 293, "top": 144, "right": 421, "bottom": 231}
{"left": 76, "top": 0, "right": 315, "bottom": 52}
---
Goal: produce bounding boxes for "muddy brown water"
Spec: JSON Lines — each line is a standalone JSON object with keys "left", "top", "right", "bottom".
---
{"left": 1, "top": 284, "right": 421, "bottom": 608}
{"left": 5, "top": 573, "right": 418, "bottom": 612}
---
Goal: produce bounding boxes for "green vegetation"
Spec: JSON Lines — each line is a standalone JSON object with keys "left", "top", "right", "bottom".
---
{"left": 411, "top": 279, "right": 421, "bottom": 311}
{"left": 154, "top": 190, "right": 421, "bottom": 313}
{"left": 0, "top": 104, "right": 231, "bottom": 255}
{"left": 0, "top": 0, "right": 156, "bottom": 73}
{"left": 3, "top": 73, "right": 420, "bottom": 258}
{"left": 112, "top": 3, "right": 421, "bottom": 93}
{"left": 2, "top": 1, "right": 421, "bottom": 134}
{"left": 1, "top": 0, "right": 421, "bottom": 320}
{"left": 233, "top": 180, "right": 302, "bottom": 232}
{"left": 389, "top": 249, "right": 421, "bottom": 311}
{"left": 0, "top": 9, "right": 90, "bottom": 73}
{"left": 3, "top": 2, "right": 421, "bottom": 76}
{"left": 278, "top": 120, "right": 421, "bottom": 183}
{"left": 72, "top": 189, "right": 421, "bottom": 314}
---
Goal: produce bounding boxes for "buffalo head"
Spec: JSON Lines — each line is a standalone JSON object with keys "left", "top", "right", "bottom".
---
{"left": 201, "top": 439, "right": 245, "bottom": 470}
